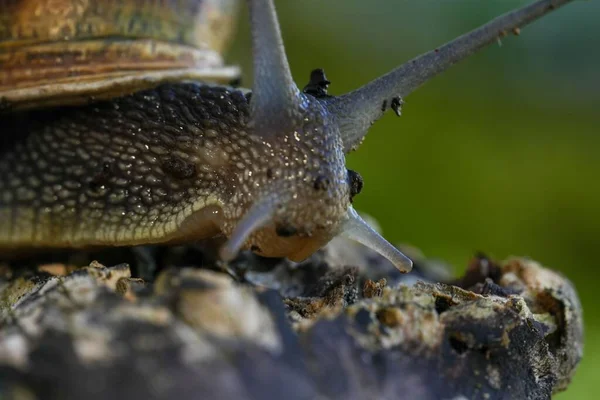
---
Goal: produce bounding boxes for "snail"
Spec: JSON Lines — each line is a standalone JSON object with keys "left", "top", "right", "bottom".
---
{"left": 0, "top": 0, "right": 576, "bottom": 273}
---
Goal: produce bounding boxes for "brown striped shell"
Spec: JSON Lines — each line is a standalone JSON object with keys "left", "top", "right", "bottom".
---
{"left": 0, "top": 0, "right": 241, "bottom": 110}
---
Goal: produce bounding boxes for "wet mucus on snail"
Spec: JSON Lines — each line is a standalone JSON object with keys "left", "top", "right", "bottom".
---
{"left": 0, "top": 0, "right": 576, "bottom": 272}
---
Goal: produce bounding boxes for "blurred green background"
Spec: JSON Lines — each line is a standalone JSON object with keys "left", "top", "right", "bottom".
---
{"left": 227, "top": 0, "right": 598, "bottom": 398}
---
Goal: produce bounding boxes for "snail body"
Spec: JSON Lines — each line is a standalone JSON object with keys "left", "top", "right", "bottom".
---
{"left": 0, "top": 0, "right": 577, "bottom": 272}
{"left": 0, "top": 82, "right": 348, "bottom": 263}
{"left": 0, "top": 0, "right": 372, "bottom": 266}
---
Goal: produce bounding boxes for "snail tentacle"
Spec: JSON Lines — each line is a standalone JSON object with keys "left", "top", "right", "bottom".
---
{"left": 326, "top": 0, "right": 576, "bottom": 152}
{"left": 219, "top": 196, "right": 279, "bottom": 262}
{"left": 247, "top": 0, "right": 301, "bottom": 132}
{"left": 341, "top": 207, "right": 413, "bottom": 273}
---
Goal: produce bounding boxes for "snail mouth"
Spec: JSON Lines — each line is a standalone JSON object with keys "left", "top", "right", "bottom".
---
{"left": 217, "top": 191, "right": 340, "bottom": 263}
{"left": 245, "top": 231, "right": 329, "bottom": 263}
{"left": 286, "top": 238, "right": 329, "bottom": 262}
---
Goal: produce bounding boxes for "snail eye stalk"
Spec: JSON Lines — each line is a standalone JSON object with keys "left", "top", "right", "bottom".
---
{"left": 323, "top": 0, "right": 575, "bottom": 152}
{"left": 246, "top": 0, "right": 301, "bottom": 134}
{"left": 246, "top": 0, "right": 575, "bottom": 149}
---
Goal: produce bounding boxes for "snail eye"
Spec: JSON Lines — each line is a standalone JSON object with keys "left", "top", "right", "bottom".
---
{"left": 347, "top": 169, "right": 363, "bottom": 202}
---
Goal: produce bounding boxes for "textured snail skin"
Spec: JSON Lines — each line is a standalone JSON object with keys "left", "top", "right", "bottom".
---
{"left": 0, "top": 83, "right": 350, "bottom": 261}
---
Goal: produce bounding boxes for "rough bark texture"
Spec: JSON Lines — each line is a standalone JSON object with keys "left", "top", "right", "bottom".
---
{"left": 0, "top": 236, "right": 583, "bottom": 400}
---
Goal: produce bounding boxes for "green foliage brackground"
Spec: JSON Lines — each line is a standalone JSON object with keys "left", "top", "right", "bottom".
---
{"left": 227, "top": 1, "right": 599, "bottom": 397}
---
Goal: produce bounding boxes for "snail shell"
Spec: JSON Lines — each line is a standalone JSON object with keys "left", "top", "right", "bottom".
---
{"left": 0, "top": 0, "right": 240, "bottom": 110}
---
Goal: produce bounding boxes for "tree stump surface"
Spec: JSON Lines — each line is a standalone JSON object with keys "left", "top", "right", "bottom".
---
{"left": 0, "top": 237, "right": 583, "bottom": 400}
